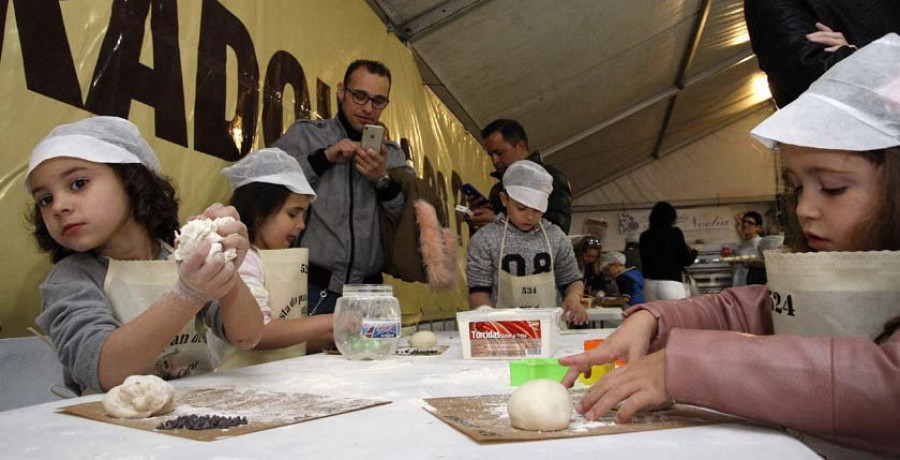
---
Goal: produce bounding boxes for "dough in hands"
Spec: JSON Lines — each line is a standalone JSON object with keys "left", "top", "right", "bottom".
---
{"left": 102, "top": 375, "right": 176, "bottom": 419}
{"left": 174, "top": 217, "right": 237, "bottom": 262}
{"left": 507, "top": 379, "right": 572, "bottom": 431}
{"left": 408, "top": 330, "right": 437, "bottom": 349}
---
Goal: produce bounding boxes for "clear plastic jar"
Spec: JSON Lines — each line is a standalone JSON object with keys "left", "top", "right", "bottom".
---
{"left": 333, "top": 284, "right": 401, "bottom": 360}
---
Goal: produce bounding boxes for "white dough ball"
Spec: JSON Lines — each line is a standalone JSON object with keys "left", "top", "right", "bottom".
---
{"left": 408, "top": 330, "right": 438, "bottom": 349}
{"left": 507, "top": 379, "right": 572, "bottom": 431}
{"left": 102, "top": 375, "right": 176, "bottom": 419}
{"left": 475, "top": 305, "right": 494, "bottom": 311}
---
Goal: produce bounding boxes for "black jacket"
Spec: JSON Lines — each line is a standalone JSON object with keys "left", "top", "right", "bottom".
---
{"left": 639, "top": 226, "right": 697, "bottom": 282}
{"left": 745, "top": 0, "right": 900, "bottom": 107}
{"left": 488, "top": 152, "right": 572, "bottom": 234}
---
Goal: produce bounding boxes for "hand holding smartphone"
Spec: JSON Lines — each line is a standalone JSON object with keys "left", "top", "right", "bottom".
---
{"left": 462, "top": 183, "right": 489, "bottom": 208}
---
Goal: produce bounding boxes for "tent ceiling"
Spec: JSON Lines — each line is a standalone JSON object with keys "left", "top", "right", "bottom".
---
{"left": 366, "top": 0, "right": 774, "bottom": 202}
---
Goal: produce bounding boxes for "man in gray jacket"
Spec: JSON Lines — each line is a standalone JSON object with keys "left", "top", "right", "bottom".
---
{"left": 273, "top": 60, "right": 409, "bottom": 315}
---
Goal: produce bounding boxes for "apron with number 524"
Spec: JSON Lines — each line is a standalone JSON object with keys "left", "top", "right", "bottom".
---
{"left": 210, "top": 247, "right": 309, "bottom": 371}
{"left": 496, "top": 220, "right": 558, "bottom": 309}
{"left": 103, "top": 243, "right": 214, "bottom": 380}
{"left": 765, "top": 250, "right": 900, "bottom": 339}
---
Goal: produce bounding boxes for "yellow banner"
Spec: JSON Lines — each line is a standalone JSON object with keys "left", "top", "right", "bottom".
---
{"left": 0, "top": 0, "right": 494, "bottom": 337}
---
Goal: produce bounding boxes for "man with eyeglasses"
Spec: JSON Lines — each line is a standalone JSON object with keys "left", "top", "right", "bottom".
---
{"left": 470, "top": 119, "right": 572, "bottom": 234}
{"left": 274, "top": 59, "right": 411, "bottom": 315}
{"left": 731, "top": 211, "right": 764, "bottom": 287}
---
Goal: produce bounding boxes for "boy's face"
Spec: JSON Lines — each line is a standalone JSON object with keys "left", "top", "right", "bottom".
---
{"left": 781, "top": 144, "right": 881, "bottom": 251}
{"left": 500, "top": 192, "right": 543, "bottom": 232}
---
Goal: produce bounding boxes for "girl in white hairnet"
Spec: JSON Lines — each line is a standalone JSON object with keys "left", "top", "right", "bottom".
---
{"left": 27, "top": 116, "right": 263, "bottom": 395}
{"left": 221, "top": 148, "right": 333, "bottom": 357}
{"left": 560, "top": 34, "right": 900, "bottom": 457}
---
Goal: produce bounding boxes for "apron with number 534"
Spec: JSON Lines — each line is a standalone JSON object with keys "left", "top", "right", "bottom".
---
{"left": 496, "top": 220, "right": 558, "bottom": 309}
{"left": 103, "top": 243, "right": 214, "bottom": 380}
{"left": 765, "top": 250, "right": 900, "bottom": 339}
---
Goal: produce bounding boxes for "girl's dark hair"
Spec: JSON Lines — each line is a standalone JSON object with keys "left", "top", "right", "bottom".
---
{"left": 30, "top": 163, "right": 180, "bottom": 263}
{"left": 783, "top": 147, "right": 900, "bottom": 252}
{"left": 875, "top": 316, "right": 900, "bottom": 344}
{"left": 228, "top": 182, "right": 291, "bottom": 243}
{"left": 648, "top": 201, "right": 677, "bottom": 229}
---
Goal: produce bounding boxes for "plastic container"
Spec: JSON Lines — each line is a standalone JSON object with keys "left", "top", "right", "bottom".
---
{"left": 456, "top": 308, "right": 560, "bottom": 359}
{"left": 509, "top": 358, "right": 568, "bottom": 386}
{"left": 333, "top": 285, "right": 401, "bottom": 360}
{"left": 577, "top": 338, "right": 615, "bottom": 385}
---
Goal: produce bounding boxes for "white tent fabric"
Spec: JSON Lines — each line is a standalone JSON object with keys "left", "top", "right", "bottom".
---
{"left": 365, "top": 0, "right": 776, "bottom": 208}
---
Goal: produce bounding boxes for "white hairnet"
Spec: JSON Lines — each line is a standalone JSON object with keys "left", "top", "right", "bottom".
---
{"left": 600, "top": 251, "right": 626, "bottom": 269}
{"left": 221, "top": 148, "right": 316, "bottom": 200}
{"left": 25, "top": 116, "right": 161, "bottom": 193}
{"left": 502, "top": 160, "right": 552, "bottom": 212}
{"left": 751, "top": 33, "right": 900, "bottom": 151}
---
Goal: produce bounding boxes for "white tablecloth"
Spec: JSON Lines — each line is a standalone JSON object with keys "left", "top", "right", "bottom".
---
{"left": 0, "top": 329, "right": 817, "bottom": 459}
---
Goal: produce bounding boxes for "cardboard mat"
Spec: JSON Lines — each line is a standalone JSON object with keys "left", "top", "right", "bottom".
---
{"left": 423, "top": 394, "right": 740, "bottom": 442}
{"left": 60, "top": 387, "right": 389, "bottom": 441}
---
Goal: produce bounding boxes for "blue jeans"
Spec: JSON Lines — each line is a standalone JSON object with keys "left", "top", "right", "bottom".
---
{"left": 308, "top": 285, "right": 340, "bottom": 315}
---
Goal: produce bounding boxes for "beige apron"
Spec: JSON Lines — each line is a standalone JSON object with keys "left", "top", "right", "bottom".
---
{"left": 103, "top": 243, "right": 214, "bottom": 380}
{"left": 496, "top": 220, "right": 558, "bottom": 309}
{"left": 211, "top": 248, "right": 309, "bottom": 371}
{"left": 765, "top": 250, "right": 900, "bottom": 339}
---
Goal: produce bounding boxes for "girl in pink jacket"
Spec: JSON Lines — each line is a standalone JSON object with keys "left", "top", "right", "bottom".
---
{"left": 561, "top": 34, "right": 900, "bottom": 457}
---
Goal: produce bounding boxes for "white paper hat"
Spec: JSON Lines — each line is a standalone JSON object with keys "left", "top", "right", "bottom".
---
{"left": 221, "top": 147, "right": 316, "bottom": 200}
{"left": 25, "top": 116, "right": 161, "bottom": 193}
{"left": 502, "top": 160, "right": 552, "bottom": 213}
{"left": 751, "top": 33, "right": 900, "bottom": 151}
{"left": 599, "top": 251, "right": 626, "bottom": 269}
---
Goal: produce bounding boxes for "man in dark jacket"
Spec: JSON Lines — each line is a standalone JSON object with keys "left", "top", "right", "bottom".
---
{"left": 469, "top": 119, "right": 572, "bottom": 233}
{"left": 745, "top": 0, "right": 900, "bottom": 107}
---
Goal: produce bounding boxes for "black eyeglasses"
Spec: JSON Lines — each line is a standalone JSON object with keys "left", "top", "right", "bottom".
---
{"left": 582, "top": 237, "right": 601, "bottom": 249}
{"left": 345, "top": 87, "right": 389, "bottom": 109}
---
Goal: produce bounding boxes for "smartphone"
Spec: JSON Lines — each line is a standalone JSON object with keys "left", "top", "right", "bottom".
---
{"left": 361, "top": 124, "right": 385, "bottom": 152}
{"left": 462, "top": 183, "right": 488, "bottom": 207}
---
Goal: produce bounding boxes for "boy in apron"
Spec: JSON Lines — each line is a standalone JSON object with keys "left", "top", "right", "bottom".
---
{"left": 558, "top": 34, "right": 900, "bottom": 457}
{"left": 466, "top": 160, "right": 588, "bottom": 325}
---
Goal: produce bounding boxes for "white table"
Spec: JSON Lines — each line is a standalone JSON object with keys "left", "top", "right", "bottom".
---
{"left": 0, "top": 329, "right": 818, "bottom": 459}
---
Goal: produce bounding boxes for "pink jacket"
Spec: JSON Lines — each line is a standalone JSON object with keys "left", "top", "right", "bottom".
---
{"left": 627, "top": 285, "right": 900, "bottom": 456}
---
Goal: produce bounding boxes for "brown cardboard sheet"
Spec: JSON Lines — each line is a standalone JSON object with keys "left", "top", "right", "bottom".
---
{"left": 423, "top": 394, "right": 741, "bottom": 443}
{"left": 60, "top": 387, "right": 390, "bottom": 442}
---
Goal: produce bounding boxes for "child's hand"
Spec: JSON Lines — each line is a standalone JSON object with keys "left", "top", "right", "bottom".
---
{"left": 176, "top": 241, "right": 237, "bottom": 301}
{"left": 198, "top": 204, "right": 250, "bottom": 269}
{"left": 559, "top": 310, "right": 657, "bottom": 387}
{"left": 576, "top": 349, "right": 671, "bottom": 423}
{"left": 564, "top": 294, "right": 588, "bottom": 325}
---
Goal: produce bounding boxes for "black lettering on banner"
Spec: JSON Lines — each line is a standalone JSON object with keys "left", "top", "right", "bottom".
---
{"left": 502, "top": 254, "right": 526, "bottom": 276}
{"left": 85, "top": 0, "right": 188, "bottom": 147}
{"left": 450, "top": 171, "right": 466, "bottom": 239}
{"left": 262, "top": 50, "right": 310, "bottom": 146}
{"left": 435, "top": 170, "right": 449, "bottom": 221}
{"left": 194, "top": 0, "right": 259, "bottom": 161}
{"left": 316, "top": 78, "right": 331, "bottom": 120}
{"left": 533, "top": 253, "right": 551, "bottom": 274}
{"left": 4, "top": 0, "right": 83, "bottom": 108}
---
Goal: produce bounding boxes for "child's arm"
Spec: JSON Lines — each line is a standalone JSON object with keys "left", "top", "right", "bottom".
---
{"left": 469, "top": 292, "right": 492, "bottom": 309}
{"left": 562, "top": 281, "right": 587, "bottom": 324}
{"left": 254, "top": 315, "right": 335, "bottom": 353}
{"left": 98, "top": 243, "right": 240, "bottom": 391}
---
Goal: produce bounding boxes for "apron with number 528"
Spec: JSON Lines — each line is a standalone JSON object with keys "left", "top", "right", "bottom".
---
{"left": 495, "top": 220, "right": 558, "bottom": 309}
{"left": 765, "top": 250, "right": 900, "bottom": 339}
{"left": 103, "top": 243, "right": 214, "bottom": 380}
{"left": 210, "top": 247, "right": 309, "bottom": 371}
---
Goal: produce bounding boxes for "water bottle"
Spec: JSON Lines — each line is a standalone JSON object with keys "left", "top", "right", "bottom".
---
{"left": 333, "top": 284, "right": 401, "bottom": 360}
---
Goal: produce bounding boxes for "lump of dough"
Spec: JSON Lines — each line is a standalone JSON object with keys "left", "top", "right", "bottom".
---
{"left": 408, "top": 330, "right": 437, "bottom": 349}
{"left": 475, "top": 305, "right": 494, "bottom": 311}
{"left": 102, "top": 375, "right": 176, "bottom": 419}
{"left": 507, "top": 379, "right": 572, "bottom": 431}
{"left": 174, "top": 217, "right": 237, "bottom": 262}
